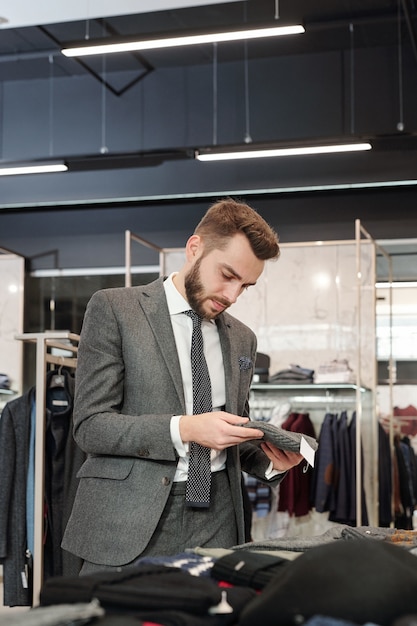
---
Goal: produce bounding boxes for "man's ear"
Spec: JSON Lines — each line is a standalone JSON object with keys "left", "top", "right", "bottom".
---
{"left": 185, "top": 234, "right": 203, "bottom": 260}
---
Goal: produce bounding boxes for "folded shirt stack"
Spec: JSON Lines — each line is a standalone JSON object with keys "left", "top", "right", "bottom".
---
{"left": 314, "top": 359, "right": 355, "bottom": 384}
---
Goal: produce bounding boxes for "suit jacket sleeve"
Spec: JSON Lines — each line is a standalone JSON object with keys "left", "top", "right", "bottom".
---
{"left": 72, "top": 285, "right": 181, "bottom": 462}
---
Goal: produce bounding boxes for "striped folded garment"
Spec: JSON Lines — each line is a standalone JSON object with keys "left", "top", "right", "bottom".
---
{"left": 243, "top": 421, "right": 318, "bottom": 452}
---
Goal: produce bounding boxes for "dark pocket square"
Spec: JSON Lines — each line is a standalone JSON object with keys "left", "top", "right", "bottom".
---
{"left": 239, "top": 356, "right": 253, "bottom": 370}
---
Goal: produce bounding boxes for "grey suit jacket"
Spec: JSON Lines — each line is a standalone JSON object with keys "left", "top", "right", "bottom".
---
{"left": 62, "top": 277, "right": 281, "bottom": 566}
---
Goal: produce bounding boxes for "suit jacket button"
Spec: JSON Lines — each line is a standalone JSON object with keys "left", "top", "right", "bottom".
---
{"left": 162, "top": 477, "right": 171, "bottom": 486}
{"left": 138, "top": 448, "right": 149, "bottom": 457}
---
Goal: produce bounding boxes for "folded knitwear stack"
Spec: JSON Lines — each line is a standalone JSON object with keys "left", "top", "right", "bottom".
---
{"left": 0, "top": 372, "right": 11, "bottom": 389}
{"left": 269, "top": 364, "right": 314, "bottom": 384}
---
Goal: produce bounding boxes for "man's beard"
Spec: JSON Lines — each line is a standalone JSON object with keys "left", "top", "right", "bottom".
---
{"left": 184, "top": 258, "right": 208, "bottom": 318}
{"left": 184, "top": 257, "right": 226, "bottom": 320}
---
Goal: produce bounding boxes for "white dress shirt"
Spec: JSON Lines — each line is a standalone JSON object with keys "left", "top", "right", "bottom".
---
{"left": 164, "top": 273, "right": 280, "bottom": 482}
{"left": 164, "top": 273, "right": 227, "bottom": 481}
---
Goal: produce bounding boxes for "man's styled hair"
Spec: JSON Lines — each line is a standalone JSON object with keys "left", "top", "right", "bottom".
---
{"left": 194, "top": 198, "right": 280, "bottom": 261}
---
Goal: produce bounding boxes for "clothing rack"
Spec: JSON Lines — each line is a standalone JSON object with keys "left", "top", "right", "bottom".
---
{"left": 15, "top": 332, "right": 79, "bottom": 606}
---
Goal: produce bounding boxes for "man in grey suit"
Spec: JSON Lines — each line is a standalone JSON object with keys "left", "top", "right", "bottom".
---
{"left": 62, "top": 198, "right": 302, "bottom": 574}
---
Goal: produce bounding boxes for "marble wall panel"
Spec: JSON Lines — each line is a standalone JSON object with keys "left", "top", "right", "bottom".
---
{"left": 229, "top": 240, "right": 376, "bottom": 390}
{"left": 0, "top": 254, "right": 24, "bottom": 399}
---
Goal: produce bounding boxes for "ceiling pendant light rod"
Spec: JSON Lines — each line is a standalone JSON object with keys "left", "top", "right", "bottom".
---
{"left": 212, "top": 43, "right": 218, "bottom": 146}
{"left": 397, "top": 0, "right": 405, "bottom": 132}
{"left": 349, "top": 23, "right": 355, "bottom": 135}
{"left": 243, "top": 38, "right": 252, "bottom": 144}
{"left": 48, "top": 54, "right": 55, "bottom": 158}
{"left": 61, "top": 24, "right": 305, "bottom": 57}
{"left": 100, "top": 45, "right": 108, "bottom": 154}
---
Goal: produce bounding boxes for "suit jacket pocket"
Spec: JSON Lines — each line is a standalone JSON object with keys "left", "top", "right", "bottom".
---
{"left": 76, "top": 455, "right": 134, "bottom": 480}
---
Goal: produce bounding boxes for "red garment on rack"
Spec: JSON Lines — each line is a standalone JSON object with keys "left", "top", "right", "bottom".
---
{"left": 277, "top": 412, "right": 316, "bottom": 517}
{"left": 394, "top": 405, "right": 417, "bottom": 437}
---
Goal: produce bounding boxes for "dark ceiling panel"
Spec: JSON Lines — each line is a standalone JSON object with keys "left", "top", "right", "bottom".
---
{"left": 0, "top": 0, "right": 414, "bottom": 82}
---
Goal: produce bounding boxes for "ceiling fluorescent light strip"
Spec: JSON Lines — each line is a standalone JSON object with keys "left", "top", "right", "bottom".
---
{"left": 195, "top": 142, "right": 372, "bottom": 161}
{"left": 0, "top": 163, "right": 68, "bottom": 176}
{"left": 376, "top": 281, "right": 417, "bottom": 288}
{"left": 61, "top": 25, "right": 305, "bottom": 57}
{"left": 31, "top": 265, "right": 161, "bottom": 278}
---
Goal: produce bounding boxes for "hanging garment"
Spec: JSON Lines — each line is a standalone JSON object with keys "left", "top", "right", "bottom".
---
{"left": 244, "top": 474, "right": 272, "bottom": 519}
{"left": 394, "top": 434, "right": 417, "bottom": 529}
{"left": 277, "top": 412, "right": 316, "bottom": 517}
{"left": 0, "top": 368, "right": 84, "bottom": 606}
{"left": 43, "top": 368, "right": 85, "bottom": 579}
{"left": 311, "top": 412, "right": 337, "bottom": 513}
{"left": 0, "top": 387, "right": 34, "bottom": 606}
{"left": 394, "top": 405, "right": 417, "bottom": 437}
{"left": 311, "top": 411, "right": 368, "bottom": 526}
{"left": 328, "top": 410, "right": 341, "bottom": 514}
{"left": 347, "top": 412, "right": 368, "bottom": 526}
{"left": 378, "top": 422, "right": 393, "bottom": 527}
{"left": 330, "top": 411, "right": 351, "bottom": 523}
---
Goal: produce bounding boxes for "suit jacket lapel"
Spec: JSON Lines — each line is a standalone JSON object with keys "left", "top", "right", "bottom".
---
{"left": 136, "top": 280, "right": 247, "bottom": 417}
{"left": 216, "top": 314, "right": 239, "bottom": 415}
{"left": 138, "top": 278, "right": 186, "bottom": 411}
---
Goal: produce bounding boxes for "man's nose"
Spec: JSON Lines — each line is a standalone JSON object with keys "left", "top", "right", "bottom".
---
{"left": 223, "top": 282, "right": 243, "bottom": 304}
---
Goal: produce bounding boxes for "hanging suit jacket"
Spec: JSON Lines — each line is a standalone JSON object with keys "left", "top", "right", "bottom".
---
{"left": 43, "top": 370, "right": 85, "bottom": 579}
{"left": 311, "top": 412, "right": 337, "bottom": 513}
{"left": 0, "top": 370, "right": 84, "bottom": 606}
{"left": 0, "top": 387, "right": 34, "bottom": 606}
{"left": 62, "top": 277, "right": 285, "bottom": 567}
{"left": 332, "top": 411, "right": 351, "bottom": 523}
{"left": 378, "top": 422, "right": 392, "bottom": 527}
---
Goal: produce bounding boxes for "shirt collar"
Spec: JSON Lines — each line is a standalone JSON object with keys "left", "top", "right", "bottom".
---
{"left": 164, "top": 272, "right": 215, "bottom": 325}
{"left": 164, "top": 272, "right": 190, "bottom": 315}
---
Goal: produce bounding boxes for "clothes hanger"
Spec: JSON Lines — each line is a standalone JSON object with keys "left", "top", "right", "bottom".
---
{"left": 48, "top": 362, "right": 66, "bottom": 388}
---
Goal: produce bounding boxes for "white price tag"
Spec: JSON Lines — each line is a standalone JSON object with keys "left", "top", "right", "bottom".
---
{"left": 300, "top": 436, "right": 316, "bottom": 468}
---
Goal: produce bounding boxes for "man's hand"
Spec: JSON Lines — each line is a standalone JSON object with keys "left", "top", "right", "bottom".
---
{"left": 179, "top": 411, "right": 264, "bottom": 450}
{"left": 260, "top": 440, "right": 304, "bottom": 471}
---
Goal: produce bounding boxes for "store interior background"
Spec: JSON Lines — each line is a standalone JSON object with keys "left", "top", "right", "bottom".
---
{"left": 1, "top": 2, "right": 417, "bottom": 259}
{"left": 1, "top": 0, "right": 417, "bottom": 529}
